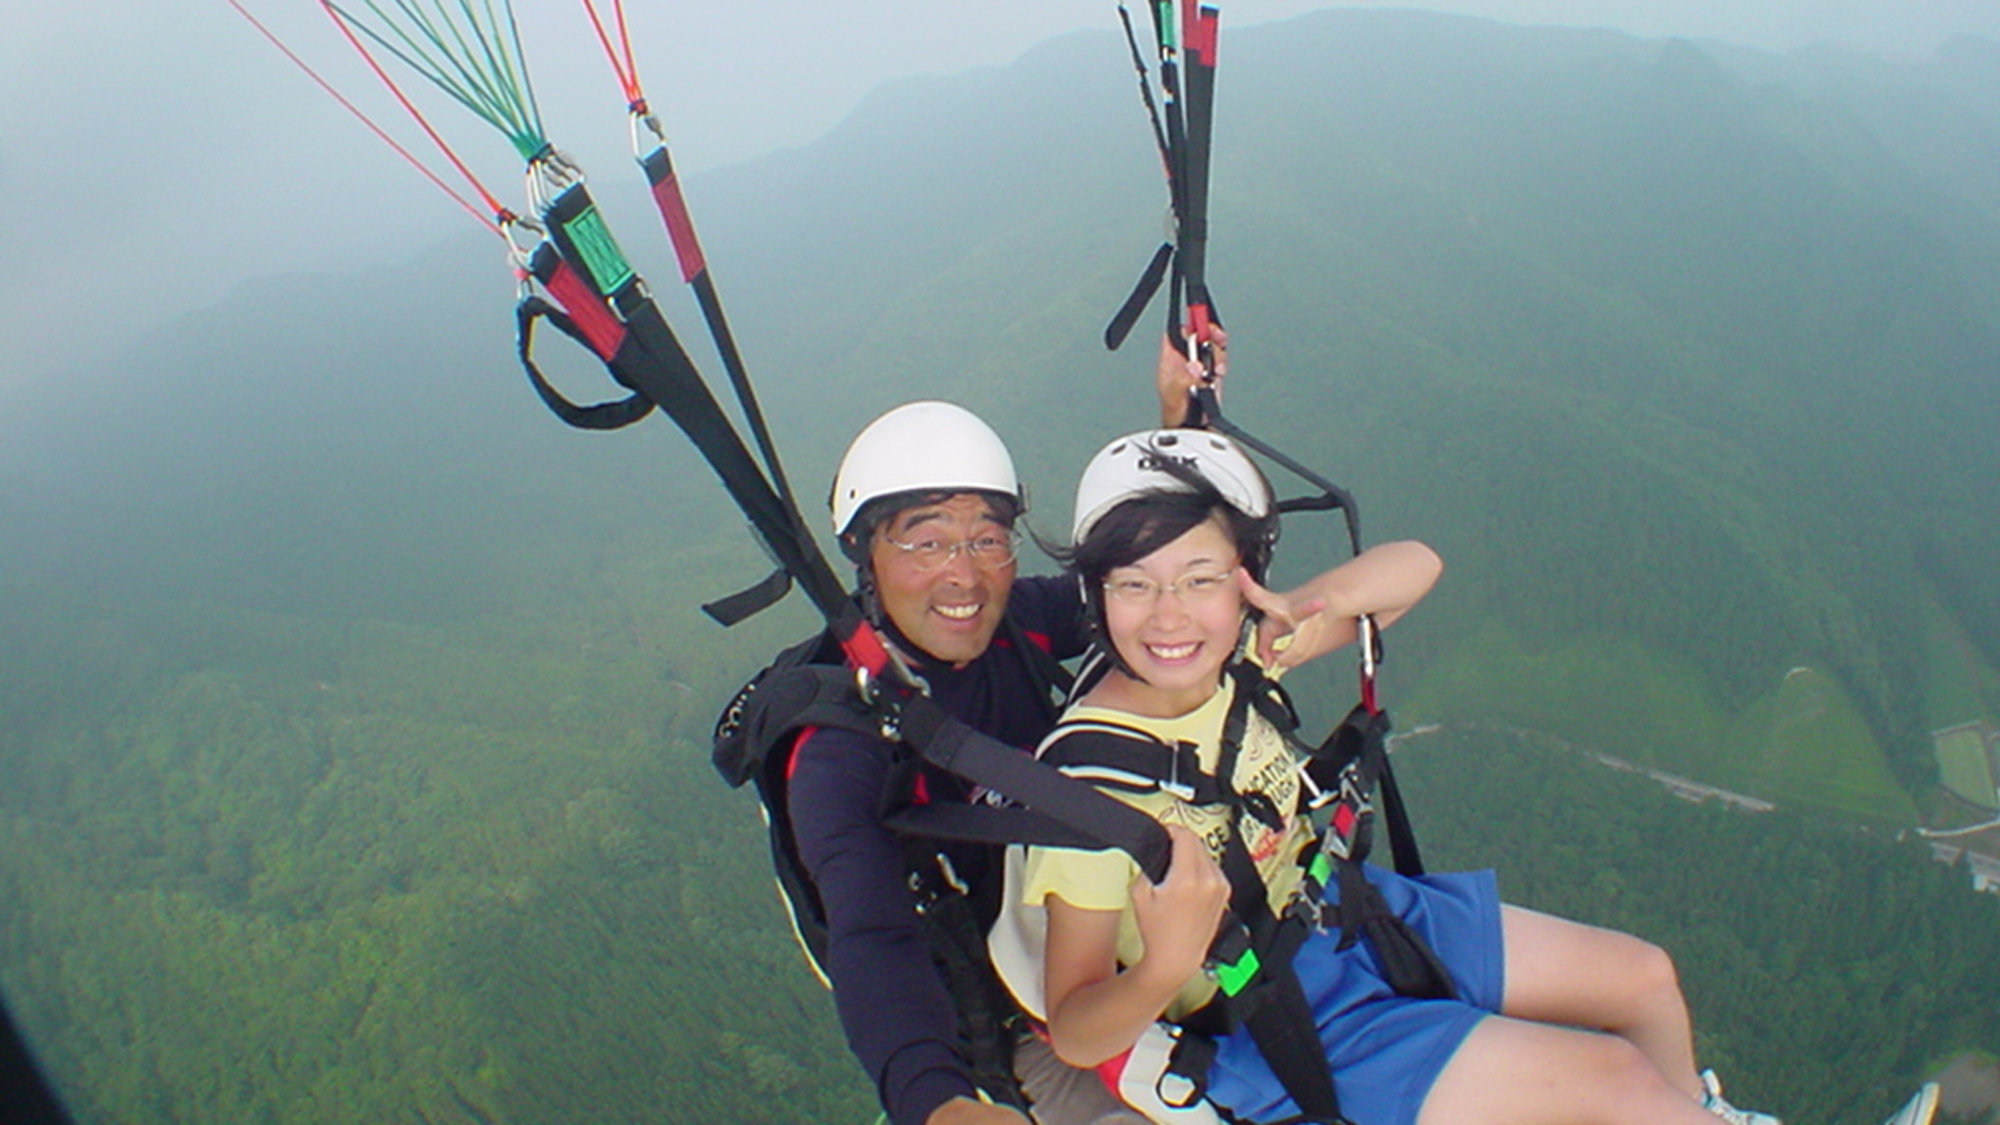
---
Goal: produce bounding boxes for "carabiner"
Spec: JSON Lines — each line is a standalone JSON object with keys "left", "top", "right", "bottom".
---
{"left": 629, "top": 109, "right": 667, "bottom": 161}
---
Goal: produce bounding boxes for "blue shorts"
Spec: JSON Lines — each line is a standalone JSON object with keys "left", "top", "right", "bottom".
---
{"left": 1203, "top": 866, "right": 1504, "bottom": 1125}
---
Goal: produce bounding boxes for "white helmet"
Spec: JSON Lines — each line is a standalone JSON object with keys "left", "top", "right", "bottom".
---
{"left": 830, "top": 401, "right": 1022, "bottom": 537}
{"left": 1071, "top": 429, "right": 1272, "bottom": 546}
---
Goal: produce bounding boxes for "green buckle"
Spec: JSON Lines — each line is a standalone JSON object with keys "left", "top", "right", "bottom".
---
{"left": 1214, "top": 948, "right": 1262, "bottom": 996}
{"left": 1308, "top": 851, "right": 1333, "bottom": 886}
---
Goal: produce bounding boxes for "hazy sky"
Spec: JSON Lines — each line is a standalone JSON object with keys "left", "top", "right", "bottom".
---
{"left": 3, "top": 1, "right": 1997, "bottom": 395}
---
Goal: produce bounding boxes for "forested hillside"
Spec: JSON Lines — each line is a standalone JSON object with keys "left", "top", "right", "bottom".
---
{"left": 3, "top": 9, "right": 1998, "bottom": 1124}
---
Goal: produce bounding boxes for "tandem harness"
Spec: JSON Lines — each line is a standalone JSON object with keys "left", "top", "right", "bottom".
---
{"left": 1036, "top": 659, "right": 1454, "bottom": 1125}
{"left": 711, "top": 612, "right": 1180, "bottom": 1110}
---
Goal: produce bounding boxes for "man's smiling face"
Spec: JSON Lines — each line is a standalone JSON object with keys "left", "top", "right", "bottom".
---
{"left": 867, "top": 493, "right": 1017, "bottom": 668}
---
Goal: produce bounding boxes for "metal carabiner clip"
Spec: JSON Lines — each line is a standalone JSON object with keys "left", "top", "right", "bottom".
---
{"left": 629, "top": 109, "right": 666, "bottom": 161}
{"left": 502, "top": 213, "right": 546, "bottom": 292}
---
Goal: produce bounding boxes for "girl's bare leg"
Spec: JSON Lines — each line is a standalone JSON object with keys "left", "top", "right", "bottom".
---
{"left": 1418, "top": 1016, "right": 1722, "bottom": 1125}
{"left": 1497, "top": 904, "right": 1703, "bottom": 1100}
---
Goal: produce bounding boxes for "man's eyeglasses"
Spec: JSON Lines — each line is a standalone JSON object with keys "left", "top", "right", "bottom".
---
{"left": 1101, "top": 569, "right": 1238, "bottom": 607}
{"left": 881, "top": 529, "right": 1021, "bottom": 572}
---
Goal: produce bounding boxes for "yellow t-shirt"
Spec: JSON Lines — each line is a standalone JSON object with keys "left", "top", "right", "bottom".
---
{"left": 1018, "top": 662, "right": 1313, "bottom": 1020}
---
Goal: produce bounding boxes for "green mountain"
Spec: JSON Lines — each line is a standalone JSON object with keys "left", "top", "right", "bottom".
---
{"left": 3, "top": 11, "right": 1998, "bottom": 1124}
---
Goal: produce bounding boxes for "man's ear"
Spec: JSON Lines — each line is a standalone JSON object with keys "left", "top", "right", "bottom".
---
{"left": 838, "top": 528, "right": 869, "bottom": 564}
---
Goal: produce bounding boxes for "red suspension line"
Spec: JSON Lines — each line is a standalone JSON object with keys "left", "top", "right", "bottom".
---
{"left": 579, "top": 0, "right": 645, "bottom": 109}
{"left": 228, "top": 0, "right": 503, "bottom": 236}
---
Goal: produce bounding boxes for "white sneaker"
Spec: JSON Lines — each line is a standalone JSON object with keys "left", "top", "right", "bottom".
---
{"left": 1700, "top": 1070, "right": 1784, "bottom": 1125}
{"left": 1880, "top": 1084, "right": 1939, "bottom": 1125}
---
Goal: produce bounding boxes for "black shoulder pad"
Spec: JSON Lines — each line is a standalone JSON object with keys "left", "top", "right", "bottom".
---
{"left": 712, "top": 633, "right": 877, "bottom": 788}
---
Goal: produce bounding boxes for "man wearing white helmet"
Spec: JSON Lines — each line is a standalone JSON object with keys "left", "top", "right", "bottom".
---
{"left": 827, "top": 400, "right": 1035, "bottom": 671}
{"left": 785, "top": 344, "right": 1214, "bottom": 1125}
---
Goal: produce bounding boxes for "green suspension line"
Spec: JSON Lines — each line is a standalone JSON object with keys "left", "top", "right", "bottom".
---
{"left": 330, "top": 0, "right": 547, "bottom": 162}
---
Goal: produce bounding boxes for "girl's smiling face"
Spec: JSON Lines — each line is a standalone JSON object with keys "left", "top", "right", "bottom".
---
{"left": 1100, "top": 515, "right": 1245, "bottom": 717}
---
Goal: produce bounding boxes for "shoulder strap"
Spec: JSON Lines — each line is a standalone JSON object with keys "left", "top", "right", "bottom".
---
{"left": 712, "top": 634, "right": 1174, "bottom": 881}
{"left": 887, "top": 689, "right": 1174, "bottom": 883}
{"left": 1064, "top": 647, "right": 1115, "bottom": 707}
{"left": 1038, "top": 721, "right": 1223, "bottom": 803}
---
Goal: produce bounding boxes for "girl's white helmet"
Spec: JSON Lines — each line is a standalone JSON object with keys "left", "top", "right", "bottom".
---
{"left": 1071, "top": 429, "right": 1273, "bottom": 546}
{"left": 830, "top": 401, "right": 1022, "bottom": 537}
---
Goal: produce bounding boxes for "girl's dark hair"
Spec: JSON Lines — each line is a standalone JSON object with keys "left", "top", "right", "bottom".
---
{"left": 1056, "top": 457, "right": 1276, "bottom": 585}
{"left": 1059, "top": 487, "right": 1265, "bottom": 585}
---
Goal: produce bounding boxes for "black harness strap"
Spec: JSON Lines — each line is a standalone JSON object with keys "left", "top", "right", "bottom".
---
{"left": 1302, "top": 705, "right": 1457, "bottom": 1004}
{"left": 524, "top": 182, "right": 847, "bottom": 627}
{"left": 711, "top": 637, "right": 1175, "bottom": 881}
{"left": 1326, "top": 860, "right": 1457, "bottom": 1005}
{"left": 639, "top": 142, "right": 800, "bottom": 517}
{"left": 1040, "top": 725, "right": 1221, "bottom": 802}
{"left": 1211, "top": 845, "right": 1345, "bottom": 1125}
{"left": 879, "top": 801, "right": 1138, "bottom": 853}
{"left": 1176, "top": 2, "right": 1221, "bottom": 358}
{"left": 1377, "top": 756, "right": 1428, "bottom": 878}
{"left": 1206, "top": 665, "right": 1348, "bottom": 1124}
{"left": 913, "top": 865, "right": 1032, "bottom": 1109}
{"left": 887, "top": 685, "right": 1174, "bottom": 884}
{"left": 516, "top": 295, "right": 656, "bottom": 429}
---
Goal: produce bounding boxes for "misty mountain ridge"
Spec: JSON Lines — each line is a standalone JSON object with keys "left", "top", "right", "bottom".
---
{"left": 8, "top": 11, "right": 2000, "bottom": 807}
